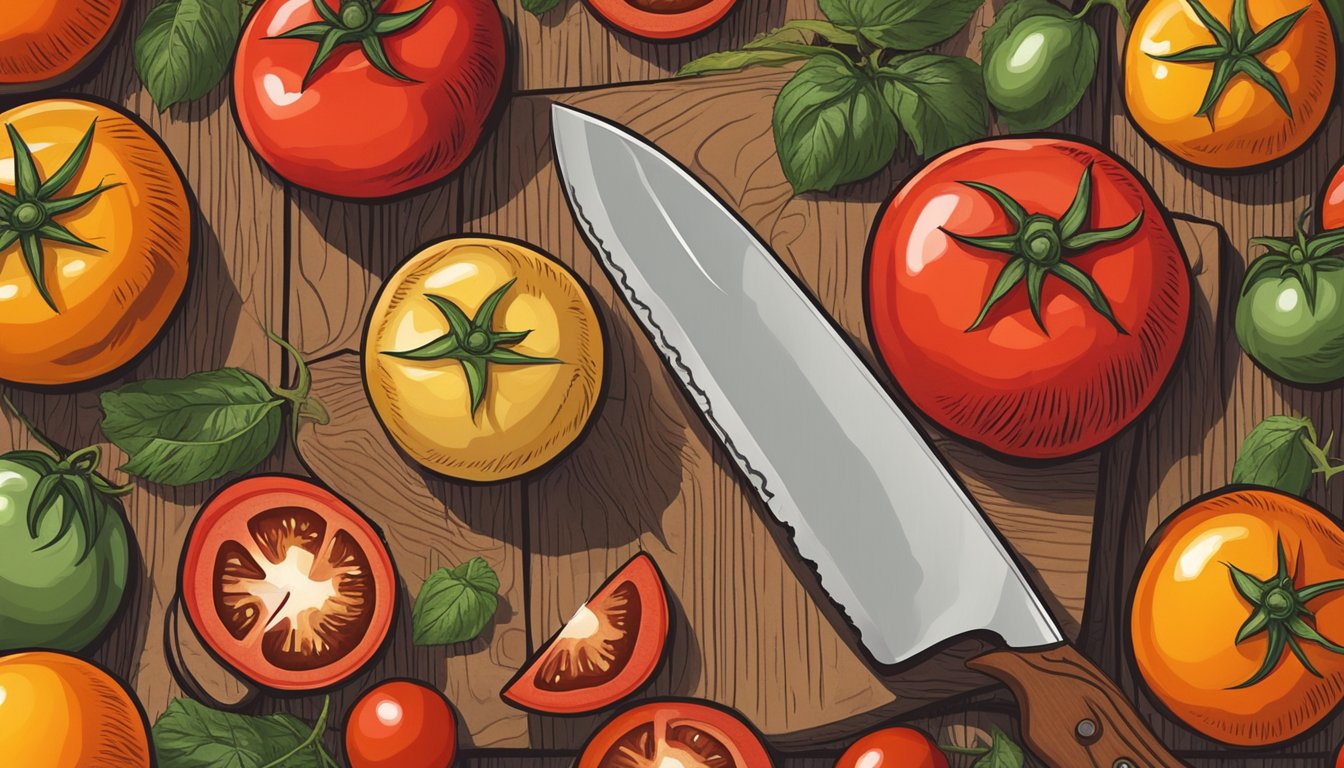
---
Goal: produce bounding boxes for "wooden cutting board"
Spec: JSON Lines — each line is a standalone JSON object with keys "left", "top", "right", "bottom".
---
{"left": 286, "top": 67, "right": 1225, "bottom": 747}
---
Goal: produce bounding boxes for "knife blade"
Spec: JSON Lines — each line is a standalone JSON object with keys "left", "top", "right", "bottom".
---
{"left": 552, "top": 104, "right": 1186, "bottom": 768}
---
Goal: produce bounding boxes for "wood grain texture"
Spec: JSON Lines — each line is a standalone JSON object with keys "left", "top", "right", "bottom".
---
{"left": 0, "top": 0, "right": 289, "bottom": 725}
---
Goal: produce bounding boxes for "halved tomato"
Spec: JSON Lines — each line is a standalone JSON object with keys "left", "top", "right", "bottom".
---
{"left": 578, "top": 700, "right": 773, "bottom": 768}
{"left": 585, "top": 0, "right": 738, "bottom": 40}
{"left": 179, "top": 475, "right": 396, "bottom": 691}
{"left": 503, "top": 553, "right": 668, "bottom": 714}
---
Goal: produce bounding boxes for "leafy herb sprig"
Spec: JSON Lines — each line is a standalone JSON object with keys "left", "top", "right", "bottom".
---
{"left": 678, "top": 0, "right": 989, "bottom": 194}
{"left": 98, "top": 332, "right": 329, "bottom": 487}
{"left": 152, "top": 696, "right": 340, "bottom": 768}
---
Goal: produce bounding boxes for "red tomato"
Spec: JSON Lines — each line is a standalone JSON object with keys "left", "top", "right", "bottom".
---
{"left": 578, "top": 700, "right": 773, "bottom": 768}
{"left": 503, "top": 553, "right": 669, "bottom": 714}
{"left": 345, "top": 680, "right": 458, "bottom": 768}
{"left": 179, "top": 475, "right": 397, "bottom": 691}
{"left": 1322, "top": 161, "right": 1344, "bottom": 230}
{"left": 866, "top": 138, "right": 1191, "bottom": 459}
{"left": 836, "top": 728, "right": 948, "bottom": 768}
{"left": 233, "top": 0, "right": 506, "bottom": 198}
{"left": 585, "top": 0, "right": 738, "bottom": 40}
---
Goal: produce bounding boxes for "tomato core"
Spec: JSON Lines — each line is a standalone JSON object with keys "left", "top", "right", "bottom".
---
{"left": 12, "top": 202, "right": 43, "bottom": 231}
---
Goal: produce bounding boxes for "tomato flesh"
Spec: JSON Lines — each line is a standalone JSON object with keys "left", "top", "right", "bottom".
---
{"left": 578, "top": 701, "right": 773, "bottom": 768}
{"left": 181, "top": 476, "right": 396, "bottom": 691}
{"left": 345, "top": 680, "right": 457, "bottom": 768}
{"left": 504, "top": 553, "right": 668, "bottom": 714}
{"left": 866, "top": 138, "right": 1190, "bottom": 458}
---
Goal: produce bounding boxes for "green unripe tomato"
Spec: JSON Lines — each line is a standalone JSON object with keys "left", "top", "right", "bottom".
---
{"left": 982, "top": 0, "right": 1100, "bottom": 132}
{"left": 1236, "top": 269, "right": 1344, "bottom": 384}
{"left": 0, "top": 458, "right": 130, "bottom": 651}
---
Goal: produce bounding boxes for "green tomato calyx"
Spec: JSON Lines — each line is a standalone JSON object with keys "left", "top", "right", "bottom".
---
{"left": 1146, "top": 0, "right": 1306, "bottom": 122}
{"left": 1243, "top": 204, "right": 1344, "bottom": 315}
{"left": 0, "top": 396, "right": 132, "bottom": 563}
{"left": 382, "top": 279, "right": 563, "bottom": 419}
{"left": 1, "top": 119, "right": 120, "bottom": 314}
{"left": 1226, "top": 535, "right": 1344, "bottom": 689}
{"left": 270, "top": 0, "right": 433, "bottom": 91}
{"left": 942, "top": 162, "right": 1142, "bottom": 336}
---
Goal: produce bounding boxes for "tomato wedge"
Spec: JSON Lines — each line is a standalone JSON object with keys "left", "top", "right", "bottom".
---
{"left": 179, "top": 476, "right": 396, "bottom": 691}
{"left": 578, "top": 700, "right": 773, "bottom": 768}
{"left": 503, "top": 553, "right": 668, "bottom": 715}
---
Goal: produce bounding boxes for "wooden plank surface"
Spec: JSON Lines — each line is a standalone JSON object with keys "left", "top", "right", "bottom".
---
{"left": 6, "top": 0, "right": 1342, "bottom": 765}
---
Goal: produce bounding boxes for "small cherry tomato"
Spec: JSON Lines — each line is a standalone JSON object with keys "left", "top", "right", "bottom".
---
{"left": 835, "top": 728, "right": 948, "bottom": 768}
{"left": 345, "top": 679, "right": 458, "bottom": 768}
{"left": 585, "top": 0, "right": 737, "bottom": 40}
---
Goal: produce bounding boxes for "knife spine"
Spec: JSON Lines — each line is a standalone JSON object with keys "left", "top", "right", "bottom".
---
{"left": 564, "top": 178, "right": 776, "bottom": 505}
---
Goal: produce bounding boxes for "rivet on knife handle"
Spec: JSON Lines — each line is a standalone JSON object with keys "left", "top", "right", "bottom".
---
{"left": 967, "top": 643, "right": 1188, "bottom": 768}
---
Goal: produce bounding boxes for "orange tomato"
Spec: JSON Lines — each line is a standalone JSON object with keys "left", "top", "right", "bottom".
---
{"left": 0, "top": 99, "right": 191, "bottom": 386}
{"left": 0, "top": 1, "right": 124, "bottom": 92}
{"left": 1131, "top": 488, "right": 1344, "bottom": 745}
{"left": 1123, "top": 0, "right": 1336, "bottom": 169}
{"left": 0, "top": 650, "right": 152, "bottom": 768}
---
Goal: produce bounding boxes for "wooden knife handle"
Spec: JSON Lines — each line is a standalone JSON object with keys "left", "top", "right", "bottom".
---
{"left": 966, "top": 643, "right": 1187, "bottom": 768}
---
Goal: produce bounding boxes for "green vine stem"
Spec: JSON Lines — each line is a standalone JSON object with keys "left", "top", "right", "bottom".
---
{"left": 264, "top": 330, "right": 331, "bottom": 442}
{"left": 1074, "top": 0, "right": 1132, "bottom": 30}
{"left": 259, "top": 696, "right": 336, "bottom": 768}
{"left": 1, "top": 392, "right": 131, "bottom": 495}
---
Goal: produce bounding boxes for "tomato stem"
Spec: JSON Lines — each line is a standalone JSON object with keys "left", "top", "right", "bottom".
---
{"left": 944, "top": 163, "right": 1138, "bottom": 335}
{"left": 1226, "top": 535, "right": 1344, "bottom": 688}
{"left": 259, "top": 696, "right": 334, "bottom": 768}
{"left": 268, "top": 0, "right": 433, "bottom": 91}
{"left": 1146, "top": 0, "right": 1303, "bottom": 121}
{"left": 0, "top": 119, "right": 121, "bottom": 314}
{"left": 264, "top": 330, "right": 331, "bottom": 443}
{"left": 1073, "top": 0, "right": 1132, "bottom": 30}
{"left": 381, "top": 279, "right": 563, "bottom": 419}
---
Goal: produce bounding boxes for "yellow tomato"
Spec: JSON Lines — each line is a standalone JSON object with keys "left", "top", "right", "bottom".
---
{"left": 1124, "top": 0, "right": 1335, "bottom": 169}
{"left": 364, "top": 237, "right": 605, "bottom": 482}
{"left": 0, "top": 650, "right": 152, "bottom": 768}
{"left": 0, "top": 99, "right": 191, "bottom": 386}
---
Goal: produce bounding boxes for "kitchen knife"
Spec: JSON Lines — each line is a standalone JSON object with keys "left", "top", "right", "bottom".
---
{"left": 552, "top": 103, "right": 1184, "bottom": 768}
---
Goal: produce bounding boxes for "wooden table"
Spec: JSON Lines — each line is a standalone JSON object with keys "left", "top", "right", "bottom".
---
{"left": 4, "top": 0, "right": 1344, "bottom": 765}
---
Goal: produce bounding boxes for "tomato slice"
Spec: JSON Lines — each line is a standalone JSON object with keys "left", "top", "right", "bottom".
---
{"left": 180, "top": 476, "right": 396, "bottom": 691}
{"left": 578, "top": 700, "right": 774, "bottom": 768}
{"left": 584, "top": 0, "right": 738, "bottom": 40}
{"left": 503, "top": 553, "right": 668, "bottom": 714}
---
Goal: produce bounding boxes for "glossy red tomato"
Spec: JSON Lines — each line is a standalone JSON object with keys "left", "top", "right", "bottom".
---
{"left": 585, "top": 0, "right": 738, "bottom": 40}
{"left": 836, "top": 728, "right": 948, "bottom": 768}
{"left": 866, "top": 138, "right": 1191, "bottom": 459}
{"left": 345, "top": 680, "right": 458, "bottom": 768}
{"left": 233, "top": 0, "right": 506, "bottom": 198}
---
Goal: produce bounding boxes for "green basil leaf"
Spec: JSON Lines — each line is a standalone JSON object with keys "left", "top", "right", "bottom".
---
{"left": 1232, "top": 416, "right": 1316, "bottom": 495}
{"left": 100, "top": 369, "right": 284, "bottom": 486}
{"left": 971, "top": 726, "right": 1026, "bottom": 768}
{"left": 819, "top": 0, "right": 983, "bottom": 50}
{"left": 152, "top": 698, "right": 323, "bottom": 768}
{"left": 522, "top": 0, "right": 562, "bottom": 15}
{"left": 412, "top": 556, "right": 501, "bottom": 646}
{"left": 773, "top": 56, "right": 899, "bottom": 194}
{"left": 134, "top": 0, "right": 245, "bottom": 112}
{"left": 878, "top": 53, "right": 987, "bottom": 158}
{"left": 676, "top": 24, "right": 837, "bottom": 77}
